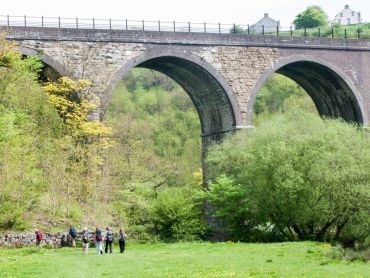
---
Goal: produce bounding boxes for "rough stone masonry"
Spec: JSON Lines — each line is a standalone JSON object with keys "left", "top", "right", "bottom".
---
{"left": 4, "top": 26, "right": 370, "bottom": 141}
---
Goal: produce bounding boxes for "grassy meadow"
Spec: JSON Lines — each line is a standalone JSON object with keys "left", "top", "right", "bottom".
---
{"left": 0, "top": 242, "right": 368, "bottom": 278}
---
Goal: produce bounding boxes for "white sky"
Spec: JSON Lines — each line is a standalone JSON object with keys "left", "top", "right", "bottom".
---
{"left": 1, "top": 0, "right": 369, "bottom": 27}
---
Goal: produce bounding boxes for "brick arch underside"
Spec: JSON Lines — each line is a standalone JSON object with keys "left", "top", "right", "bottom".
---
{"left": 137, "top": 56, "right": 237, "bottom": 137}
{"left": 277, "top": 61, "right": 363, "bottom": 124}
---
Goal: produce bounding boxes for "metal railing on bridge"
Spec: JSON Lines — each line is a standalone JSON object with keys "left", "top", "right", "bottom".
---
{"left": 1, "top": 15, "right": 370, "bottom": 39}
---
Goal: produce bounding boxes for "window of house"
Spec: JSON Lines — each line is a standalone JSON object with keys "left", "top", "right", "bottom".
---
{"left": 352, "top": 11, "right": 355, "bottom": 16}
{"left": 347, "top": 18, "right": 351, "bottom": 25}
{"left": 340, "top": 13, "right": 343, "bottom": 17}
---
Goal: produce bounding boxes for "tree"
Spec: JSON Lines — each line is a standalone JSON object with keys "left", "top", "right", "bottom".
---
{"left": 0, "top": 36, "right": 65, "bottom": 229}
{"left": 151, "top": 187, "right": 206, "bottom": 241}
{"left": 206, "top": 110, "right": 370, "bottom": 244}
{"left": 230, "top": 25, "right": 245, "bottom": 34}
{"left": 43, "top": 77, "right": 113, "bottom": 219}
{"left": 293, "top": 6, "right": 328, "bottom": 29}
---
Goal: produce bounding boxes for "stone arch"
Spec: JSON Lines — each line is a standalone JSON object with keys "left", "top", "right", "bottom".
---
{"left": 248, "top": 55, "right": 367, "bottom": 126}
{"left": 20, "top": 46, "right": 69, "bottom": 80}
{"left": 102, "top": 50, "right": 242, "bottom": 138}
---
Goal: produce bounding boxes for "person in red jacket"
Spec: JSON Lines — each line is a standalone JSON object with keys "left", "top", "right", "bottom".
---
{"left": 35, "top": 229, "right": 43, "bottom": 246}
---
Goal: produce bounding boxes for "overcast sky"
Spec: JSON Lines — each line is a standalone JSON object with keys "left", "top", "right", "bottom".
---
{"left": 1, "top": 0, "right": 369, "bottom": 27}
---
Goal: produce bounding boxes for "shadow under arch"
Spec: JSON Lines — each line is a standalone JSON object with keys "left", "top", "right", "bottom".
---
{"left": 102, "top": 51, "right": 242, "bottom": 138}
{"left": 248, "top": 55, "right": 366, "bottom": 126}
{"left": 20, "top": 46, "right": 69, "bottom": 80}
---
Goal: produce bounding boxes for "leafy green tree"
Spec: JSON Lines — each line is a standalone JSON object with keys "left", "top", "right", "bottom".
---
{"left": 230, "top": 25, "right": 245, "bottom": 34}
{"left": 102, "top": 69, "right": 203, "bottom": 239}
{"left": 207, "top": 110, "right": 370, "bottom": 244}
{"left": 0, "top": 37, "right": 65, "bottom": 229}
{"left": 253, "top": 74, "right": 317, "bottom": 126}
{"left": 293, "top": 6, "right": 328, "bottom": 29}
{"left": 151, "top": 187, "right": 206, "bottom": 241}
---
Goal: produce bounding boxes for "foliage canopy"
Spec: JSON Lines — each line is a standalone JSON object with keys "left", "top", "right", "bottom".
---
{"left": 207, "top": 110, "right": 370, "bottom": 245}
{"left": 293, "top": 6, "right": 328, "bottom": 29}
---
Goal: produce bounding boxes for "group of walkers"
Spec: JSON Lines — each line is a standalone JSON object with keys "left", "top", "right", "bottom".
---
{"left": 78, "top": 226, "right": 127, "bottom": 255}
{"left": 35, "top": 226, "right": 127, "bottom": 255}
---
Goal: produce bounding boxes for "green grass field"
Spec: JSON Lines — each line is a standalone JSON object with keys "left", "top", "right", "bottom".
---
{"left": 0, "top": 242, "right": 368, "bottom": 278}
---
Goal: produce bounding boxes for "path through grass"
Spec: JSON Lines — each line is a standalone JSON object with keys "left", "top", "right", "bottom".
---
{"left": 0, "top": 242, "right": 368, "bottom": 277}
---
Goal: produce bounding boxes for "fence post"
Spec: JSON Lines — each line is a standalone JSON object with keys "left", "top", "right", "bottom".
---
{"left": 276, "top": 25, "right": 279, "bottom": 36}
{"left": 318, "top": 27, "right": 320, "bottom": 37}
{"left": 233, "top": 24, "right": 236, "bottom": 33}
{"left": 42, "top": 16, "right": 44, "bottom": 27}
{"left": 218, "top": 23, "right": 221, "bottom": 34}
{"left": 142, "top": 20, "right": 144, "bottom": 31}
{"left": 344, "top": 29, "right": 347, "bottom": 39}
{"left": 24, "top": 15, "right": 26, "bottom": 27}
{"left": 248, "top": 24, "right": 250, "bottom": 34}
{"left": 304, "top": 28, "right": 307, "bottom": 37}
{"left": 125, "top": 19, "right": 128, "bottom": 30}
{"left": 332, "top": 28, "right": 334, "bottom": 38}
{"left": 189, "top": 22, "right": 191, "bottom": 32}
{"left": 173, "top": 21, "right": 176, "bottom": 32}
{"left": 358, "top": 29, "right": 361, "bottom": 39}
{"left": 58, "top": 17, "right": 61, "bottom": 28}
{"left": 7, "top": 15, "right": 9, "bottom": 26}
{"left": 290, "top": 26, "right": 292, "bottom": 36}
{"left": 108, "top": 19, "right": 111, "bottom": 30}
{"left": 76, "top": 17, "right": 78, "bottom": 29}
{"left": 158, "top": 21, "right": 161, "bottom": 31}
{"left": 204, "top": 22, "right": 206, "bottom": 33}
{"left": 93, "top": 18, "right": 95, "bottom": 29}
{"left": 262, "top": 25, "right": 265, "bottom": 35}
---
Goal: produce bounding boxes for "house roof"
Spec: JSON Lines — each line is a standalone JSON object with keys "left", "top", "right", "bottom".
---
{"left": 335, "top": 4, "right": 360, "bottom": 18}
{"left": 252, "top": 13, "right": 279, "bottom": 26}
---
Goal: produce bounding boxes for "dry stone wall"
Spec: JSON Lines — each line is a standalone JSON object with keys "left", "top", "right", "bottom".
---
{"left": 0, "top": 232, "right": 64, "bottom": 247}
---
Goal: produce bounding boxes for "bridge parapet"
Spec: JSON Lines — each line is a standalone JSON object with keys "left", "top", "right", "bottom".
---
{"left": 3, "top": 26, "right": 370, "bottom": 51}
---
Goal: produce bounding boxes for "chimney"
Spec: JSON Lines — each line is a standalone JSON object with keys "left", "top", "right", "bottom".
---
{"left": 345, "top": 4, "right": 349, "bottom": 9}
{"left": 264, "top": 13, "right": 268, "bottom": 17}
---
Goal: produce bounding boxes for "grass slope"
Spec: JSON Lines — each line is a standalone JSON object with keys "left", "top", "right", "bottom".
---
{"left": 0, "top": 242, "right": 368, "bottom": 278}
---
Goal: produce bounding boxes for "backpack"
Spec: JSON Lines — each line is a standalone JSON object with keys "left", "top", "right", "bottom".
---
{"left": 70, "top": 227, "right": 77, "bottom": 238}
{"left": 36, "top": 231, "right": 43, "bottom": 241}
{"left": 119, "top": 233, "right": 125, "bottom": 241}
{"left": 95, "top": 229, "right": 102, "bottom": 241}
{"left": 82, "top": 233, "right": 89, "bottom": 244}
{"left": 106, "top": 230, "right": 113, "bottom": 241}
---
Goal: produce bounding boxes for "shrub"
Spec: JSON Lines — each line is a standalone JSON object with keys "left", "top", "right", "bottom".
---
{"left": 150, "top": 187, "right": 206, "bottom": 241}
{"left": 206, "top": 110, "right": 370, "bottom": 243}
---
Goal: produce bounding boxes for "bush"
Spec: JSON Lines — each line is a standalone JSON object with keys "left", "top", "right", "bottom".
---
{"left": 206, "top": 110, "right": 370, "bottom": 243}
{"left": 293, "top": 6, "right": 328, "bottom": 29}
{"left": 0, "top": 202, "right": 29, "bottom": 230}
{"left": 150, "top": 187, "right": 206, "bottom": 241}
{"left": 330, "top": 246, "right": 370, "bottom": 262}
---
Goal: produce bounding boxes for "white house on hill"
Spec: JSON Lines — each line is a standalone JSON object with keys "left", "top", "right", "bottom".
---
{"left": 331, "top": 4, "right": 362, "bottom": 26}
{"left": 250, "top": 13, "right": 280, "bottom": 34}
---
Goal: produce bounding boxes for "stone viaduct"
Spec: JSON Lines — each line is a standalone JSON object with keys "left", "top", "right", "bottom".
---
{"left": 3, "top": 26, "right": 370, "bottom": 147}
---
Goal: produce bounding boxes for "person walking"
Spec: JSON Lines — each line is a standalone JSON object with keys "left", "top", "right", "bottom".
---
{"left": 68, "top": 226, "right": 77, "bottom": 247}
{"left": 94, "top": 227, "right": 103, "bottom": 255}
{"left": 104, "top": 226, "right": 113, "bottom": 254}
{"left": 118, "top": 228, "right": 127, "bottom": 253}
{"left": 35, "top": 229, "right": 43, "bottom": 246}
{"left": 81, "top": 227, "right": 90, "bottom": 255}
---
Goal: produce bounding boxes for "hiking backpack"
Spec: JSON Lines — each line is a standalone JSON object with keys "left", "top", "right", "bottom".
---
{"left": 96, "top": 229, "right": 102, "bottom": 241}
